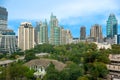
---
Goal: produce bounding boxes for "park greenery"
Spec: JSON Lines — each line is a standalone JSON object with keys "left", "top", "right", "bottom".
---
{"left": 1, "top": 43, "right": 120, "bottom": 80}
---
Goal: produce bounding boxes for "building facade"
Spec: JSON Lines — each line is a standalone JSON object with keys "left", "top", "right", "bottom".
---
{"left": 90, "top": 24, "right": 103, "bottom": 43}
{"left": 61, "top": 28, "right": 73, "bottom": 45}
{"left": 80, "top": 26, "right": 86, "bottom": 40}
{"left": 114, "top": 34, "right": 120, "bottom": 44}
{"left": 107, "top": 14, "right": 118, "bottom": 38}
{"left": 60, "top": 27, "right": 66, "bottom": 45}
{"left": 0, "top": 30, "right": 17, "bottom": 53}
{"left": 0, "top": 6, "right": 8, "bottom": 30}
{"left": 107, "top": 54, "right": 120, "bottom": 79}
{"left": 49, "top": 13, "right": 61, "bottom": 45}
{"left": 18, "top": 22, "right": 34, "bottom": 51}
{"left": 66, "top": 30, "right": 73, "bottom": 44}
{"left": 35, "top": 20, "right": 48, "bottom": 44}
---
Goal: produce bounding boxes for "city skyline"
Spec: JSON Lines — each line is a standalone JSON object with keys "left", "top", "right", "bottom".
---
{"left": 0, "top": 0, "right": 120, "bottom": 37}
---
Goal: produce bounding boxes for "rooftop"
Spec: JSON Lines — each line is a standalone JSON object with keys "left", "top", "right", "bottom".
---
{"left": 24, "top": 58, "right": 66, "bottom": 71}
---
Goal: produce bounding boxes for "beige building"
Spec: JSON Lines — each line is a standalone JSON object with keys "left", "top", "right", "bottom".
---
{"left": 107, "top": 54, "right": 120, "bottom": 79}
{"left": 60, "top": 28, "right": 73, "bottom": 45}
{"left": 18, "top": 22, "right": 34, "bottom": 51}
{"left": 60, "top": 27, "right": 66, "bottom": 45}
{"left": 90, "top": 24, "right": 103, "bottom": 43}
{"left": 66, "top": 30, "right": 73, "bottom": 44}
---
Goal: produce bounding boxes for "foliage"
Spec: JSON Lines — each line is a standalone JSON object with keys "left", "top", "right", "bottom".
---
{"left": 25, "top": 52, "right": 38, "bottom": 62}
{"left": 0, "top": 42, "right": 112, "bottom": 80}
{"left": 43, "top": 62, "right": 60, "bottom": 80}
{"left": 0, "top": 62, "right": 34, "bottom": 80}
{"left": 77, "top": 76, "right": 89, "bottom": 80}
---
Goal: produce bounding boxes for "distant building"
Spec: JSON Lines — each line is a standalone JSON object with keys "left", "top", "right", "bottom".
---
{"left": 72, "top": 38, "right": 80, "bottom": 44}
{"left": 0, "top": 29, "right": 17, "bottom": 53}
{"left": 35, "top": 20, "right": 48, "bottom": 44}
{"left": 61, "top": 27, "right": 66, "bottom": 45}
{"left": 66, "top": 30, "right": 73, "bottom": 44}
{"left": 107, "top": 14, "right": 118, "bottom": 38}
{"left": 105, "top": 38, "right": 115, "bottom": 45}
{"left": 86, "top": 36, "right": 96, "bottom": 43}
{"left": 90, "top": 24, "right": 103, "bottom": 43}
{"left": 18, "top": 22, "right": 34, "bottom": 51}
{"left": 0, "top": 7, "right": 17, "bottom": 54}
{"left": 114, "top": 35, "right": 120, "bottom": 44}
{"left": 61, "top": 28, "right": 73, "bottom": 45}
{"left": 94, "top": 42, "right": 111, "bottom": 49}
{"left": 107, "top": 54, "right": 120, "bottom": 80}
{"left": 80, "top": 26, "right": 86, "bottom": 40}
{"left": 49, "top": 13, "right": 61, "bottom": 45}
{"left": 0, "top": 6, "right": 8, "bottom": 30}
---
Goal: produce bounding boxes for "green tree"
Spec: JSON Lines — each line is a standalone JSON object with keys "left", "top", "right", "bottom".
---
{"left": 0, "top": 63, "right": 34, "bottom": 80}
{"left": 43, "top": 62, "right": 60, "bottom": 80}
{"left": 77, "top": 76, "right": 89, "bottom": 80}
{"left": 25, "top": 52, "right": 38, "bottom": 62}
{"left": 86, "top": 62, "right": 108, "bottom": 80}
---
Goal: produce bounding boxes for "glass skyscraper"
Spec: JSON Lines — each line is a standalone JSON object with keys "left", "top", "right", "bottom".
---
{"left": 107, "top": 14, "right": 118, "bottom": 38}
{"left": 35, "top": 20, "right": 48, "bottom": 44}
{"left": 50, "top": 13, "right": 61, "bottom": 45}
{"left": 0, "top": 6, "right": 8, "bottom": 30}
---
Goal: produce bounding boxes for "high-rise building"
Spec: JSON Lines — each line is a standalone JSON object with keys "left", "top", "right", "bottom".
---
{"left": 35, "top": 20, "right": 48, "bottom": 44}
{"left": 66, "top": 30, "right": 73, "bottom": 44}
{"left": 107, "top": 14, "right": 118, "bottom": 38}
{"left": 60, "top": 27, "right": 73, "bottom": 45}
{"left": 0, "top": 6, "right": 8, "bottom": 30}
{"left": 61, "top": 27, "right": 66, "bottom": 45}
{"left": 90, "top": 24, "right": 103, "bottom": 42}
{"left": 0, "top": 29, "right": 17, "bottom": 53}
{"left": 50, "top": 13, "right": 61, "bottom": 45}
{"left": 0, "top": 7, "right": 17, "bottom": 54}
{"left": 18, "top": 22, "right": 34, "bottom": 51}
{"left": 80, "top": 26, "right": 86, "bottom": 40}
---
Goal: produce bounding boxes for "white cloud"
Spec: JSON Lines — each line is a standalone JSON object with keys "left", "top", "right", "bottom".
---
{"left": 53, "top": 0, "right": 120, "bottom": 19}
{"left": 2, "top": 0, "right": 120, "bottom": 37}
{"left": 3, "top": 0, "right": 120, "bottom": 20}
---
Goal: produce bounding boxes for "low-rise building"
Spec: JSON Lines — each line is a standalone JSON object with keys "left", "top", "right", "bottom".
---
{"left": 24, "top": 59, "right": 66, "bottom": 79}
{"left": 107, "top": 54, "right": 120, "bottom": 80}
{"left": 95, "top": 42, "right": 111, "bottom": 49}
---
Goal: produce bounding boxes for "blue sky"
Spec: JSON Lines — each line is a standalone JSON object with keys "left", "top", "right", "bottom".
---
{"left": 0, "top": 0, "right": 120, "bottom": 38}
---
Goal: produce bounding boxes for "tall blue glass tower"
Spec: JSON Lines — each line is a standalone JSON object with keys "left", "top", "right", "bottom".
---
{"left": 107, "top": 14, "right": 118, "bottom": 38}
{"left": 0, "top": 6, "right": 8, "bottom": 30}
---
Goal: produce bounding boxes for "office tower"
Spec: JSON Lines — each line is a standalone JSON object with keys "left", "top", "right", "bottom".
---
{"left": 60, "top": 27, "right": 66, "bottom": 45}
{"left": 0, "top": 29, "right": 17, "bottom": 53}
{"left": 60, "top": 27, "right": 73, "bottom": 45}
{"left": 35, "top": 20, "right": 48, "bottom": 44}
{"left": 18, "top": 22, "right": 34, "bottom": 51}
{"left": 50, "top": 13, "right": 61, "bottom": 45}
{"left": 90, "top": 24, "right": 103, "bottom": 42}
{"left": 107, "top": 14, "right": 118, "bottom": 38}
{"left": 0, "top": 6, "right": 8, "bottom": 30}
{"left": 66, "top": 30, "right": 73, "bottom": 44}
{"left": 80, "top": 26, "right": 86, "bottom": 40}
